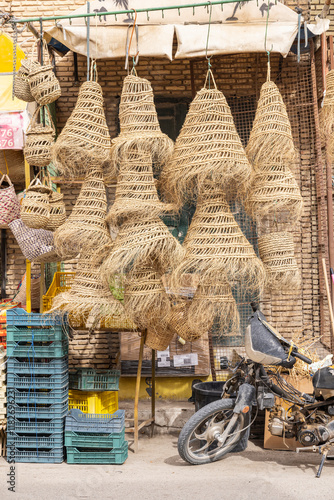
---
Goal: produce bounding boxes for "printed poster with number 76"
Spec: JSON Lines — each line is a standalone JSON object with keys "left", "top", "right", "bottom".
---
{"left": 0, "top": 113, "right": 24, "bottom": 149}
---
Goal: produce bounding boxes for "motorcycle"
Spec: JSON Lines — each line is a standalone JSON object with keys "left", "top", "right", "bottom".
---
{"left": 178, "top": 303, "right": 334, "bottom": 477}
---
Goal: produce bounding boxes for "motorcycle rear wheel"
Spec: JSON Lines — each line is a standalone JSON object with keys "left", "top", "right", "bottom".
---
{"left": 178, "top": 398, "right": 248, "bottom": 465}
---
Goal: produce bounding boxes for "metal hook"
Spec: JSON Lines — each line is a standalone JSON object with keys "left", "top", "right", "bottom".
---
{"left": 161, "top": 9, "right": 164, "bottom": 18}
{"left": 146, "top": 11, "right": 150, "bottom": 21}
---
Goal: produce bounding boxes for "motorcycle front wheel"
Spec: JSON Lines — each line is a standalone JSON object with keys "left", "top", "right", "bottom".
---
{"left": 178, "top": 398, "right": 249, "bottom": 465}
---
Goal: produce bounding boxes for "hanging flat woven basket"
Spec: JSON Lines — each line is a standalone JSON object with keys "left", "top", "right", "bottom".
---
{"left": 0, "top": 174, "right": 20, "bottom": 225}
{"left": 20, "top": 177, "right": 51, "bottom": 229}
{"left": 28, "top": 41, "right": 61, "bottom": 105}
{"left": 24, "top": 106, "right": 55, "bottom": 167}
{"left": 14, "top": 59, "right": 40, "bottom": 102}
{"left": 8, "top": 218, "right": 59, "bottom": 263}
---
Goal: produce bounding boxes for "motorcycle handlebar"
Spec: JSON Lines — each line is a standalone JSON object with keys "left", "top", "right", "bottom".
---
{"left": 293, "top": 350, "right": 312, "bottom": 364}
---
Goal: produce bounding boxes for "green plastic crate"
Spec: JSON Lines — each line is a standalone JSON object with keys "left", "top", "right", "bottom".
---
{"left": 66, "top": 441, "right": 128, "bottom": 464}
{"left": 64, "top": 429, "right": 125, "bottom": 449}
{"left": 77, "top": 369, "right": 120, "bottom": 391}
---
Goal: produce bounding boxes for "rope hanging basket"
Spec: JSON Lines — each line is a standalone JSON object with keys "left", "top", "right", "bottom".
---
{"left": 20, "top": 177, "right": 51, "bottom": 229}
{"left": 14, "top": 59, "right": 39, "bottom": 102}
{"left": 28, "top": 40, "right": 61, "bottom": 105}
{"left": 144, "top": 327, "right": 175, "bottom": 351}
{"left": 245, "top": 162, "right": 304, "bottom": 222}
{"left": 172, "top": 179, "right": 265, "bottom": 293}
{"left": 258, "top": 231, "right": 301, "bottom": 292}
{"left": 54, "top": 168, "right": 111, "bottom": 260}
{"left": 106, "top": 144, "right": 176, "bottom": 226}
{"left": 320, "top": 69, "right": 334, "bottom": 157}
{"left": 188, "top": 273, "right": 240, "bottom": 338}
{"left": 45, "top": 190, "right": 66, "bottom": 231}
{"left": 160, "top": 70, "right": 252, "bottom": 208}
{"left": 0, "top": 174, "right": 20, "bottom": 225}
{"left": 8, "top": 218, "right": 59, "bottom": 263}
{"left": 101, "top": 215, "right": 185, "bottom": 283}
{"left": 52, "top": 65, "right": 111, "bottom": 179}
{"left": 246, "top": 75, "right": 296, "bottom": 166}
{"left": 24, "top": 106, "right": 55, "bottom": 167}
{"left": 109, "top": 73, "right": 174, "bottom": 176}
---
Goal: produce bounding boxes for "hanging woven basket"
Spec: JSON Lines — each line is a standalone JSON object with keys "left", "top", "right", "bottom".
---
{"left": 167, "top": 301, "right": 203, "bottom": 342}
{"left": 258, "top": 231, "right": 301, "bottom": 292}
{"left": 14, "top": 59, "right": 39, "bottom": 102}
{"left": 28, "top": 40, "right": 61, "bottom": 105}
{"left": 24, "top": 106, "right": 55, "bottom": 167}
{"left": 45, "top": 190, "right": 66, "bottom": 231}
{"left": 8, "top": 218, "right": 59, "bottom": 263}
{"left": 144, "top": 328, "right": 175, "bottom": 351}
{"left": 20, "top": 177, "right": 52, "bottom": 229}
{"left": 0, "top": 174, "right": 20, "bottom": 225}
{"left": 52, "top": 63, "right": 111, "bottom": 179}
{"left": 160, "top": 70, "right": 252, "bottom": 208}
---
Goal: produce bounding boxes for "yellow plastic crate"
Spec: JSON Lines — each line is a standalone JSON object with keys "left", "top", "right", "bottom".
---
{"left": 42, "top": 272, "right": 76, "bottom": 312}
{"left": 68, "top": 390, "right": 119, "bottom": 414}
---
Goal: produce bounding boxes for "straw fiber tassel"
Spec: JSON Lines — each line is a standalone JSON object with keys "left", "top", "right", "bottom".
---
{"left": 160, "top": 70, "right": 252, "bottom": 208}
{"left": 320, "top": 69, "right": 334, "bottom": 158}
{"left": 109, "top": 74, "right": 174, "bottom": 176}
{"left": 106, "top": 144, "right": 175, "bottom": 226}
{"left": 54, "top": 168, "right": 111, "bottom": 260}
{"left": 258, "top": 231, "right": 301, "bottom": 292}
{"left": 188, "top": 273, "right": 240, "bottom": 337}
{"left": 167, "top": 301, "right": 203, "bottom": 342}
{"left": 52, "top": 77, "right": 111, "bottom": 178}
{"left": 101, "top": 215, "right": 185, "bottom": 281}
{"left": 245, "top": 162, "right": 303, "bottom": 221}
{"left": 51, "top": 248, "right": 126, "bottom": 329}
{"left": 123, "top": 266, "right": 171, "bottom": 334}
{"left": 246, "top": 77, "right": 296, "bottom": 166}
{"left": 172, "top": 180, "right": 265, "bottom": 292}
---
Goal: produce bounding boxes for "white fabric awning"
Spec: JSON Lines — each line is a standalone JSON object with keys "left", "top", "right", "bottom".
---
{"left": 44, "top": 0, "right": 329, "bottom": 60}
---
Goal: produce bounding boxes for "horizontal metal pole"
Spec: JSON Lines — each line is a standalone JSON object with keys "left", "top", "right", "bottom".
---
{"left": 9, "top": 0, "right": 253, "bottom": 25}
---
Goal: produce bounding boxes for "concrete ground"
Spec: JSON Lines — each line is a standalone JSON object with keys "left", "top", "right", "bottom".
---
{"left": 0, "top": 435, "right": 333, "bottom": 500}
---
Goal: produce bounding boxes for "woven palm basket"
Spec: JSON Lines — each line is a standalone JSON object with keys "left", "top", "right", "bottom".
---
{"left": 245, "top": 162, "right": 304, "bottom": 221}
{"left": 188, "top": 273, "right": 240, "bottom": 337}
{"left": 52, "top": 79, "right": 111, "bottom": 178}
{"left": 160, "top": 71, "right": 252, "bottom": 208}
{"left": 54, "top": 168, "right": 111, "bottom": 260}
{"left": 51, "top": 249, "right": 127, "bottom": 329}
{"left": 14, "top": 59, "right": 39, "bottom": 102}
{"left": 246, "top": 74, "right": 296, "bottom": 166}
{"left": 258, "top": 231, "right": 301, "bottom": 292}
{"left": 123, "top": 266, "right": 170, "bottom": 333}
{"left": 21, "top": 189, "right": 50, "bottom": 229}
{"left": 167, "top": 301, "right": 203, "bottom": 342}
{"left": 45, "top": 191, "right": 66, "bottom": 231}
{"left": 109, "top": 74, "right": 174, "bottom": 175}
{"left": 106, "top": 144, "right": 175, "bottom": 226}
{"left": 172, "top": 180, "right": 265, "bottom": 293}
{"left": 24, "top": 106, "right": 55, "bottom": 168}
{"left": 320, "top": 69, "right": 334, "bottom": 157}
{"left": 144, "top": 327, "right": 175, "bottom": 351}
{"left": 101, "top": 215, "right": 185, "bottom": 282}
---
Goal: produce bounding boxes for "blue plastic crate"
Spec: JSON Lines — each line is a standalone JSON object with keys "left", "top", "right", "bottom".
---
{"left": 7, "top": 386, "right": 68, "bottom": 404}
{"left": 10, "top": 402, "right": 68, "bottom": 420}
{"left": 8, "top": 357, "right": 68, "bottom": 375}
{"left": 7, "top": 432, "right": 64, "bottom": 449}
{"left": 7, "top": 373, "right": 68, "bottom": 390}
{"left": 65, "top": 409, "right": 125, "bottom": 434}
{"left": 6, "top": 309, "right": 66, "bottom": 327}
{"left": 65, "top": 429, "right": 125, "bottom": 449}
{"left": 7, "top": 325, "right": 67, "bottom": 343}
{"left": 7, "top": 339, "right": 68, "bottom": 358}
{"left": 7, "top": 417, "right": 65, "bottom": 434}
{"left": 77, "top": 369, "right": 120, "bottom": 391}
{"left": 6, "top": 447, "right": 63, "bottom": 463}
{"left": 66, "top": 441, "right": 128, "bottom": 464}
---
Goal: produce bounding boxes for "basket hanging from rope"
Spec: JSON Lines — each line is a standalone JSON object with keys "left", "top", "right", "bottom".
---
{"left": 188, "top": 273, "right": 240, "bottom": 337}
{"left": 24, "top": 106, "right": 55, "bottom": 167}
{"left": 8, "top": 218, "right": 59, "bottom": 263}
{"left": 0, "top": 174, "right": 20, "bottom": 225}
{"left": 14, "top": 59, "right": 39, "bottom": 102}
{"left": 51, "top": 248, "right": 126, "bottom": 329}
{"left": 258, "top": 231, "right": 301, "bottom": 292}
{"left": 101, "top": 215, "right": 185, "bottom": 283}
{"left": 52, "top": 64, "right": 111, "bottom": 179}
{"left": 107, "top": 144, "right": 176, "bottom": 226}
{"left": 123, "top": 266, "right": 170, "bottom": 333}
{"left": 160, "top": 70, "right": 252, "bottom": 208}
{"left": 167, "top": 300, "right": 203, "bottom": 342}
{"left": 144, "top": 327, "right": 175, "bottom": 351}
{"left": 245, "top": 161, "right": 303, "bottom": 222}
{"left": 109, "top": 73, "right": 174, "bottom": 176}
{"left": 246, "top": 74, "right": 296, "bottom": 166}
{"left": 45, "top": 190, "right": 66, "bottom": 231}
{"left": 320, "top": 69, "right": 334, "bottom": 157}
{"left": 20, "top": 177, "right": 52, "bottom": 229}
{"left": 54, "top": 167, "right": 111, "bottom": 260}
{"left": 28, "top": 40, "right": 61, "bottom": 105}
{"left": 172, "top": 179, "right": 265, "bottom": 293}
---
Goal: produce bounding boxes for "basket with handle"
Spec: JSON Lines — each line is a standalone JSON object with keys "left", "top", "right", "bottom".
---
{"left": 14, "top": 59, "right": 40, "bottom": 102}
{"left": 24, "top": 106, "right": 55, "bottom": 167}
{"left": 46, "top": 190, "right": 66, "bottom": 231}
{"left": 8, "top": 218, "right": 59, "bottom": 263}
{"left": 20, "top": 177, "right": 51, "bottom": 229}
{"left": 0, "top": 173, "right": 20, "bottom": 225}
{"left": 29, "top": 40, "right": 61, "bottom": 105}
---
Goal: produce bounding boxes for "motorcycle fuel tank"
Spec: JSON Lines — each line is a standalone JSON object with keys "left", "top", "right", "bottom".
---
{"left": 313, "top": 366, "right": 334, "bottom": 399}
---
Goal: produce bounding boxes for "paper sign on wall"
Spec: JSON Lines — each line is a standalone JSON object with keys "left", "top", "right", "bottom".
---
{"left": 173, "top": 353, "right": 198, "bottom": 367}
{"left": 157, "top": 348, "right": 171, "bottom": 367}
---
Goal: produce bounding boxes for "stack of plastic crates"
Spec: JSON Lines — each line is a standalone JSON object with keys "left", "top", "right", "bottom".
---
{"left": 6, "top": 309, "right": 69, "bottom": 463}
{"left": 65, "top": 408, "right": 128, "bottom": 464}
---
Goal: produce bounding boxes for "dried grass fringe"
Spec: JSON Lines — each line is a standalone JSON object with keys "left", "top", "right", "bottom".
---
{"left": 144, "top": 327, "right": 175, "bottom": 351}
{"left": 320, "top": 69, "right": 334, "bottom": 157}
{"left": 258, "top": 231, "right": 301, "bottom": 292}
{"left": 167, "top": 301, "right": 203, "bottom": 342}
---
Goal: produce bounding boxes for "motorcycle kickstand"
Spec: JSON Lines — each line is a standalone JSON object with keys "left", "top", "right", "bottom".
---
{"left": 316, "top": 448, "right": 329, "bottom": 478}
